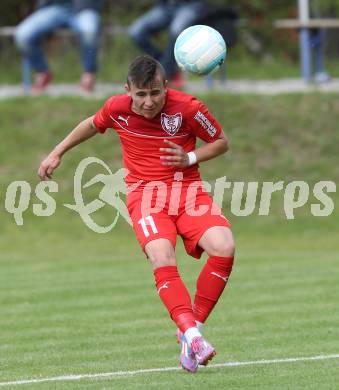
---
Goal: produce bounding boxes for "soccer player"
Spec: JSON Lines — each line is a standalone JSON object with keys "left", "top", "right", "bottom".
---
{"left": 38, "top": 55, "right": 235, "bottom": 373}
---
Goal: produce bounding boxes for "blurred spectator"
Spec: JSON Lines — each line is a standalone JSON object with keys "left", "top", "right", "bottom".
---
{"left": 15, "top": 0, "right": 105, "bottom": 92}
{"left": 128, "top": 0, "right": 207, "bottom": 88}
{"left": 310, "top": 28, "right": 331, "bottom": 83}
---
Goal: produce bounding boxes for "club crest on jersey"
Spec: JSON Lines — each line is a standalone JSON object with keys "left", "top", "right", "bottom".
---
{"left": 161, "top": 113, "right": 182, "bottom": 135}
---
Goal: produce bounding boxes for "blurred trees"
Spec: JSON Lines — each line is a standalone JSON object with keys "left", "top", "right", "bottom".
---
{"left": 1, "top": 0, "right": 33, "bottom": 25}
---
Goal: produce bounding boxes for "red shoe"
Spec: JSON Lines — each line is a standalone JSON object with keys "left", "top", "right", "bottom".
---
{"left": 32, "top": 71, "right": 53, "bottom": 93}
{"left": 80, "top": 72, "right": 96, "bottom": 92}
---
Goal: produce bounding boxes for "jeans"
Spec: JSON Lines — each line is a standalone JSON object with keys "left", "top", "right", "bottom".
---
{"left": 128, "top": 2, "right": 205, "bottom": 77}
{"left": 15, "top": 5, "right": 101, "bottom": 73}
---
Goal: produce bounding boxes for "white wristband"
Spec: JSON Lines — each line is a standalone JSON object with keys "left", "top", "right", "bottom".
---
{"left": 187, "top": 151, "right": 197, "bottom": 166}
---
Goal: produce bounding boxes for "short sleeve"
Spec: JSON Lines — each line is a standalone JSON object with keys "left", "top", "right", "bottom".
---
{"left": 188, "top": 99, "right": 222, "bottom": 143}
{"left": 93, "top": 96, "right": 115, "bottom": 133}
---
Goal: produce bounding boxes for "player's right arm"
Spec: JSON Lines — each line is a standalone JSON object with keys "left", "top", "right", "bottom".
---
{"left": 38, "top": 116, "right": 97, "bottom": 180}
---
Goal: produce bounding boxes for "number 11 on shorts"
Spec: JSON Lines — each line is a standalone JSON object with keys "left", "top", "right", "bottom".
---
{"left": 138, "top": 216, "right": 158, "bottom": 237}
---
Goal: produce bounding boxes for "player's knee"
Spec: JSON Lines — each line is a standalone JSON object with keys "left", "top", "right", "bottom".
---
{"left": 148, "top": 252, "right": 176, "bottom": 269}
{"left": 207, "top": 238, "right": 235, "bottom": 257}
{"left": 145, "top": 240, "right": 177, "bottom": 269}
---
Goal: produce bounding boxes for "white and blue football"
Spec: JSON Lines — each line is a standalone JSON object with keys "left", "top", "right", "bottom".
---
{"left": 174, "top": 25, "right": 227, "bottom": 75}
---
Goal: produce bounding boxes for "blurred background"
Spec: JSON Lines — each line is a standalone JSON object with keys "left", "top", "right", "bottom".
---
{"left": 1, "top": 0, "right": 339, "bottom": 85}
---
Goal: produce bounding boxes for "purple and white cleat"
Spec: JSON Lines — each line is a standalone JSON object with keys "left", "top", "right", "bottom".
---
{"left": 178, "top": 330, "right": 199, "bottom": 373}
{"left": 191, "top": 336, "right": 216, "bottom": 366}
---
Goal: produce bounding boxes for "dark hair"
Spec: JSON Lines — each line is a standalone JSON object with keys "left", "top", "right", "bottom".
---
{"left": 127, "top": 55, "right": 166, "bottom": 87}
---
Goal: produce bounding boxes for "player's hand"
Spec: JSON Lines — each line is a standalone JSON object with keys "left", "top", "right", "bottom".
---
{"left": 159, "top": 139, "right": 189, "bottom": 167}
{"left": 38, "top": 152, "right": 61, "bottom": 180}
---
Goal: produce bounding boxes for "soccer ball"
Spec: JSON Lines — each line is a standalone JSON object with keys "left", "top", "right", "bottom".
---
{"left": 174, "top": 25, "right": 226, "bottom": 75}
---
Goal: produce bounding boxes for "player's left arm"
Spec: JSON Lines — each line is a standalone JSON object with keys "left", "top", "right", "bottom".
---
{"left": 191, "top": 129, "right": 229, "bottom": 163}
{"left": 160, "top": 131, "right": 228, "bottom": 167}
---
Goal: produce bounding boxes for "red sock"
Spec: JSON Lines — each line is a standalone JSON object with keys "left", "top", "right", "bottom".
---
{"left": 154, "top": 266, "right": 196, "bottom": 332}
{"left": 193, "top": 255, "right": 234, "bottom": 323}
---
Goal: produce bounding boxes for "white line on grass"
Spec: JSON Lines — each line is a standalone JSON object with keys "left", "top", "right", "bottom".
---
{"left": 1, "top": 353, "right": 339, "bottom": 387}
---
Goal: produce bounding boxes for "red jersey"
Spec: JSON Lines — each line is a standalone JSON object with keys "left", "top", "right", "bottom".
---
{"left": 93, "top": 88, "right": 222, "bottom": 185}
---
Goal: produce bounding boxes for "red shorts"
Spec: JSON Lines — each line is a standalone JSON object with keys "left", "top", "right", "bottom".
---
{"left": 127, "top": 182, "right": 231, "bottom": 259}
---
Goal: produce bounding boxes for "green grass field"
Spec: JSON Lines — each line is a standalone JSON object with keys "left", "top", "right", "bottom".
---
{"left": 0, "top": 93, "right": 338, "bottom": 389}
